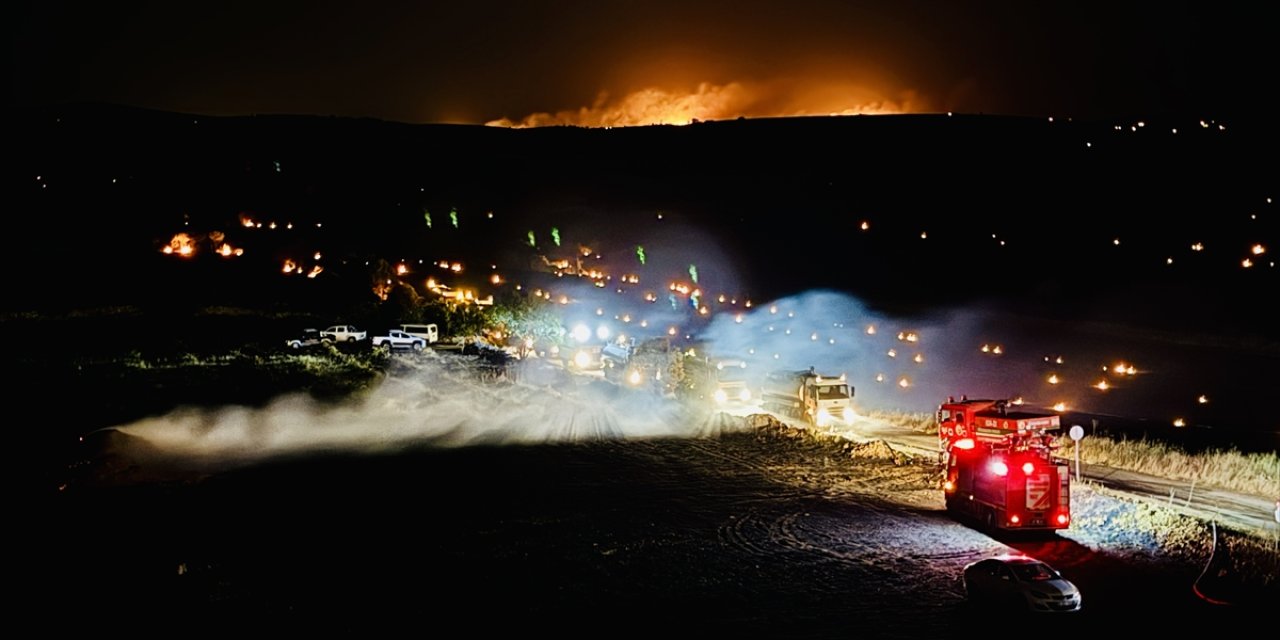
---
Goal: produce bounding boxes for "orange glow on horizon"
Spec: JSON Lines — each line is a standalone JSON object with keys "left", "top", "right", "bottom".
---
{"left": 486, "top": 80, "right": 925, "bottom": 128}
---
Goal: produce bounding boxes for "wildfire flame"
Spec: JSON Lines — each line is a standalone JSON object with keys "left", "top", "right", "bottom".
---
{"left": 486, "top": 81, "right": 921, "bottom": 128}
{"left": 163, "top": 233, "right": 196, "bottom": 257}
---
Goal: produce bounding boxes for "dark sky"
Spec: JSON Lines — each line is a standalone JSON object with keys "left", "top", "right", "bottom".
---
{"left": 9, "top": 0, "right": 1274, "bottom": 125}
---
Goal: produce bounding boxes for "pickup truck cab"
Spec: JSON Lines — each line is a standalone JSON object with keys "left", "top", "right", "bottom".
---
{"left": 320, "top": 325, "right": 367, "bottom": 342}
{"left": 372, "top": 330, "right": 427, "bottom": 351}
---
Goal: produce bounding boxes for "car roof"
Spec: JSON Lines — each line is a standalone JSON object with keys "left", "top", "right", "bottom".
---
{"left": 967, "top": 555, "right": 1046, "bottom": 569}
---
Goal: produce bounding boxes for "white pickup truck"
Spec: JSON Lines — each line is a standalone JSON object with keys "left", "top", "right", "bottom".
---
{"left": 320, "top": 325, "right": 367, "bottom": 342}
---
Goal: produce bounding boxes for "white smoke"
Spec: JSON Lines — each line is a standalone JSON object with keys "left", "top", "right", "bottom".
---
{"left": 101, "top": 351, "right": 744, "bottom": 478}
{"left": 695, "top": 290, "right": 1046, "bottom": 414}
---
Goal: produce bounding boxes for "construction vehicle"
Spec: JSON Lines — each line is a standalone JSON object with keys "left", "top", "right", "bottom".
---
{"left": 938, "top": 397, "right": 1071, "bottom": 532}
{"left": 761, "top": 367, "right": 854, "bottom": 427}
{"left": 711, "top": 359, "right": 754, "bottom": 407}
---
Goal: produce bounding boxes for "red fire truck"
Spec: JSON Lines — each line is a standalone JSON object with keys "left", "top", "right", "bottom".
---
{"left": 938, "top": 397, "right": 1071, "bottom": 532}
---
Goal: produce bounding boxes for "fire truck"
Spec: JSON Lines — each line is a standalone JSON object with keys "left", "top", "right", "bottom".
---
{"left": 938, "top": 397, "right": 1071, "bottom": 532}
{"left": 761, "top": 368, "right": 855, "bottom": 427}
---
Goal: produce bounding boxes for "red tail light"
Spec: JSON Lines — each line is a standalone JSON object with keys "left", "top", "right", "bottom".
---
{"left": 1056, "top": 513, "right": 1069, "bottom": 525}
{"left": 1022, "top": 462, "right": 1035, "bottom": 474}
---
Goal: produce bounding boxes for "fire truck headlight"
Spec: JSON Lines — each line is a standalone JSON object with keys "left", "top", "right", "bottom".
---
{"left": 739, "top": 388, "right": 752, "bottom": 403}
{"left": 990, "top": 460, "right": 1009, "bottom": 476}
{"left": 573, "top": 351, "right": 591, "bottom": 369}
{"left": 816, "top": 408, "right": 832, "bottom": 426}
{"left": 628, "top": 370, "right": 642, "bottom": 386}
{"left": 1022, "top": 462, "right": 1035, "bottom": 474}
{"left": 841, "top": 407, "right": 854, "bottom": 423}
{"left": 714, "top": 389, "right": 728, "bottom": 404}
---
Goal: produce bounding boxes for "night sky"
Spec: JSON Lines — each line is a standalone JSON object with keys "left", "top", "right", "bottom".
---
{"left": 10, "top": 0, "right": 1275, "bottom": 125}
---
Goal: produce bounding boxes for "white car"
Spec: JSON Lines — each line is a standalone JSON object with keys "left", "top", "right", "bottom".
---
{"left": 320, "top": 325, "right": 367, "bottom": 342}
{"left": 963, "top": 555, "right": 1081, "bottom": 613}
{"left": 372, "top": 330, "right": 426, "bottom": 351}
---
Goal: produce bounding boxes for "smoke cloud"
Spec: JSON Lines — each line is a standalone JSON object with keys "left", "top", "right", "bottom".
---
{"left": 695, "top": 290, "right": 1047, "bottom": 414}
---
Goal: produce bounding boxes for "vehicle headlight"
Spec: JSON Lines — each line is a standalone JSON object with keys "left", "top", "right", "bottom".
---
{"left": 739, "top": 388, "right": 752, "bottom": 402}
{"left": 842, "top": 407, "right": 854, "bottom": 423}
{"left": 714, "top": 389, "right": 728, "bottom": 404}
{"left": 573, "top": 351, "right": 591, "bottom": 369}
{"left": 816, "top": 408, "right": 832, "bottom": 426}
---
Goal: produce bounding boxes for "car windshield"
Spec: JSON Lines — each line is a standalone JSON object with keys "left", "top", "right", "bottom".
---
{"left": 1011, "top": 562, "right": 1059, "bottom": 581}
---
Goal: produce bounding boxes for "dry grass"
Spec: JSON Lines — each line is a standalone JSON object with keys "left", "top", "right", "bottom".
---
{"left": 864, "top": 409, "right": 937, "bottom": 434}
{"left": 1055, "top": 435, "right": 1279, "bottom": 497}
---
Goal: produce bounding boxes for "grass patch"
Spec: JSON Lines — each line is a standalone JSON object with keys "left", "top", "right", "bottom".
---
{"left": 1055, "top": 435, "right": 1279, "bottom": 497}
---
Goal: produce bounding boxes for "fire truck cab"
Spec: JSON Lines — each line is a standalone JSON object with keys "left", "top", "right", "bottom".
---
{"left": 938, "top": 397, "right": 1071, "bottom": 532}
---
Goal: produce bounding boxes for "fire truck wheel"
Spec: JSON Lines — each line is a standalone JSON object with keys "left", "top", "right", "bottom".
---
{"left": 983, "top": 509, "right": 997, "bottom": 531}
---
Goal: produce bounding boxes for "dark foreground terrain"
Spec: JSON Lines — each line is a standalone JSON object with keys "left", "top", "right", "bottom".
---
{"left": 36, "top": 422, "right": 1271, "bottom": 637}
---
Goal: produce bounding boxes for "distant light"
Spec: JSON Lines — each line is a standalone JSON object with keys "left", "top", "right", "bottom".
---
{"left": 1242, "top": 258, "right": 1254, "bottom": 268}
{"left": 596, "top": 325, "right": 610, "bottom": 341}
{"left": 735, "top": 314, "right": 743, "bottom": 324}
{"left": 875, "top": 373, "right": 885, "bottom": 382}
{"left": 866, "top": 325, "right": 876, "bottom": 335}
{"left": 913, "top": 353, "right": 924, "bottom": 364}
{"left": 1251, "top": 244, "right": 1266, "bottom": 255}
{"left": 920, "top": 231, "right": 928, "bottom": 239}
{"left": 1052, "top": 402, "right": 1067, "bottom": 412}
{"left": 1047, "top": 374, "right": 1060, "bottom": 385}
{"left": 1197, "top": 395, "right": 1209, "bottom": 404}
{"left": 1191, "top": 242, "right": 1204, "bottom": 251}
{"left": 1086, "top": 142, "right": 1092, "bottom": 147}
{"left": 1166, "top": 257, "right": 1174, "bottom": 265}
{"left": 887, "top": 349, "right": 897, "bottom": 358}
{"left": 1094, "top": 380, "right": 1109, "bottom": 391}
{"left": 571, "top": 325, "right": 591, "bottom": 343}
{"left": 770, "top": 305, "right": 778, "bottom": 314}
{"left": 1173, "top": 418, "right": 1186, "bottom": 427}
{"left": 860, "top": 221, "right": 870, "bottom": 231}
{"left": 1113, "top": 238, "right": 1121, "bottom": 246}
{"left": 898, "top": 377, "right": 910, "bottom": 388}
